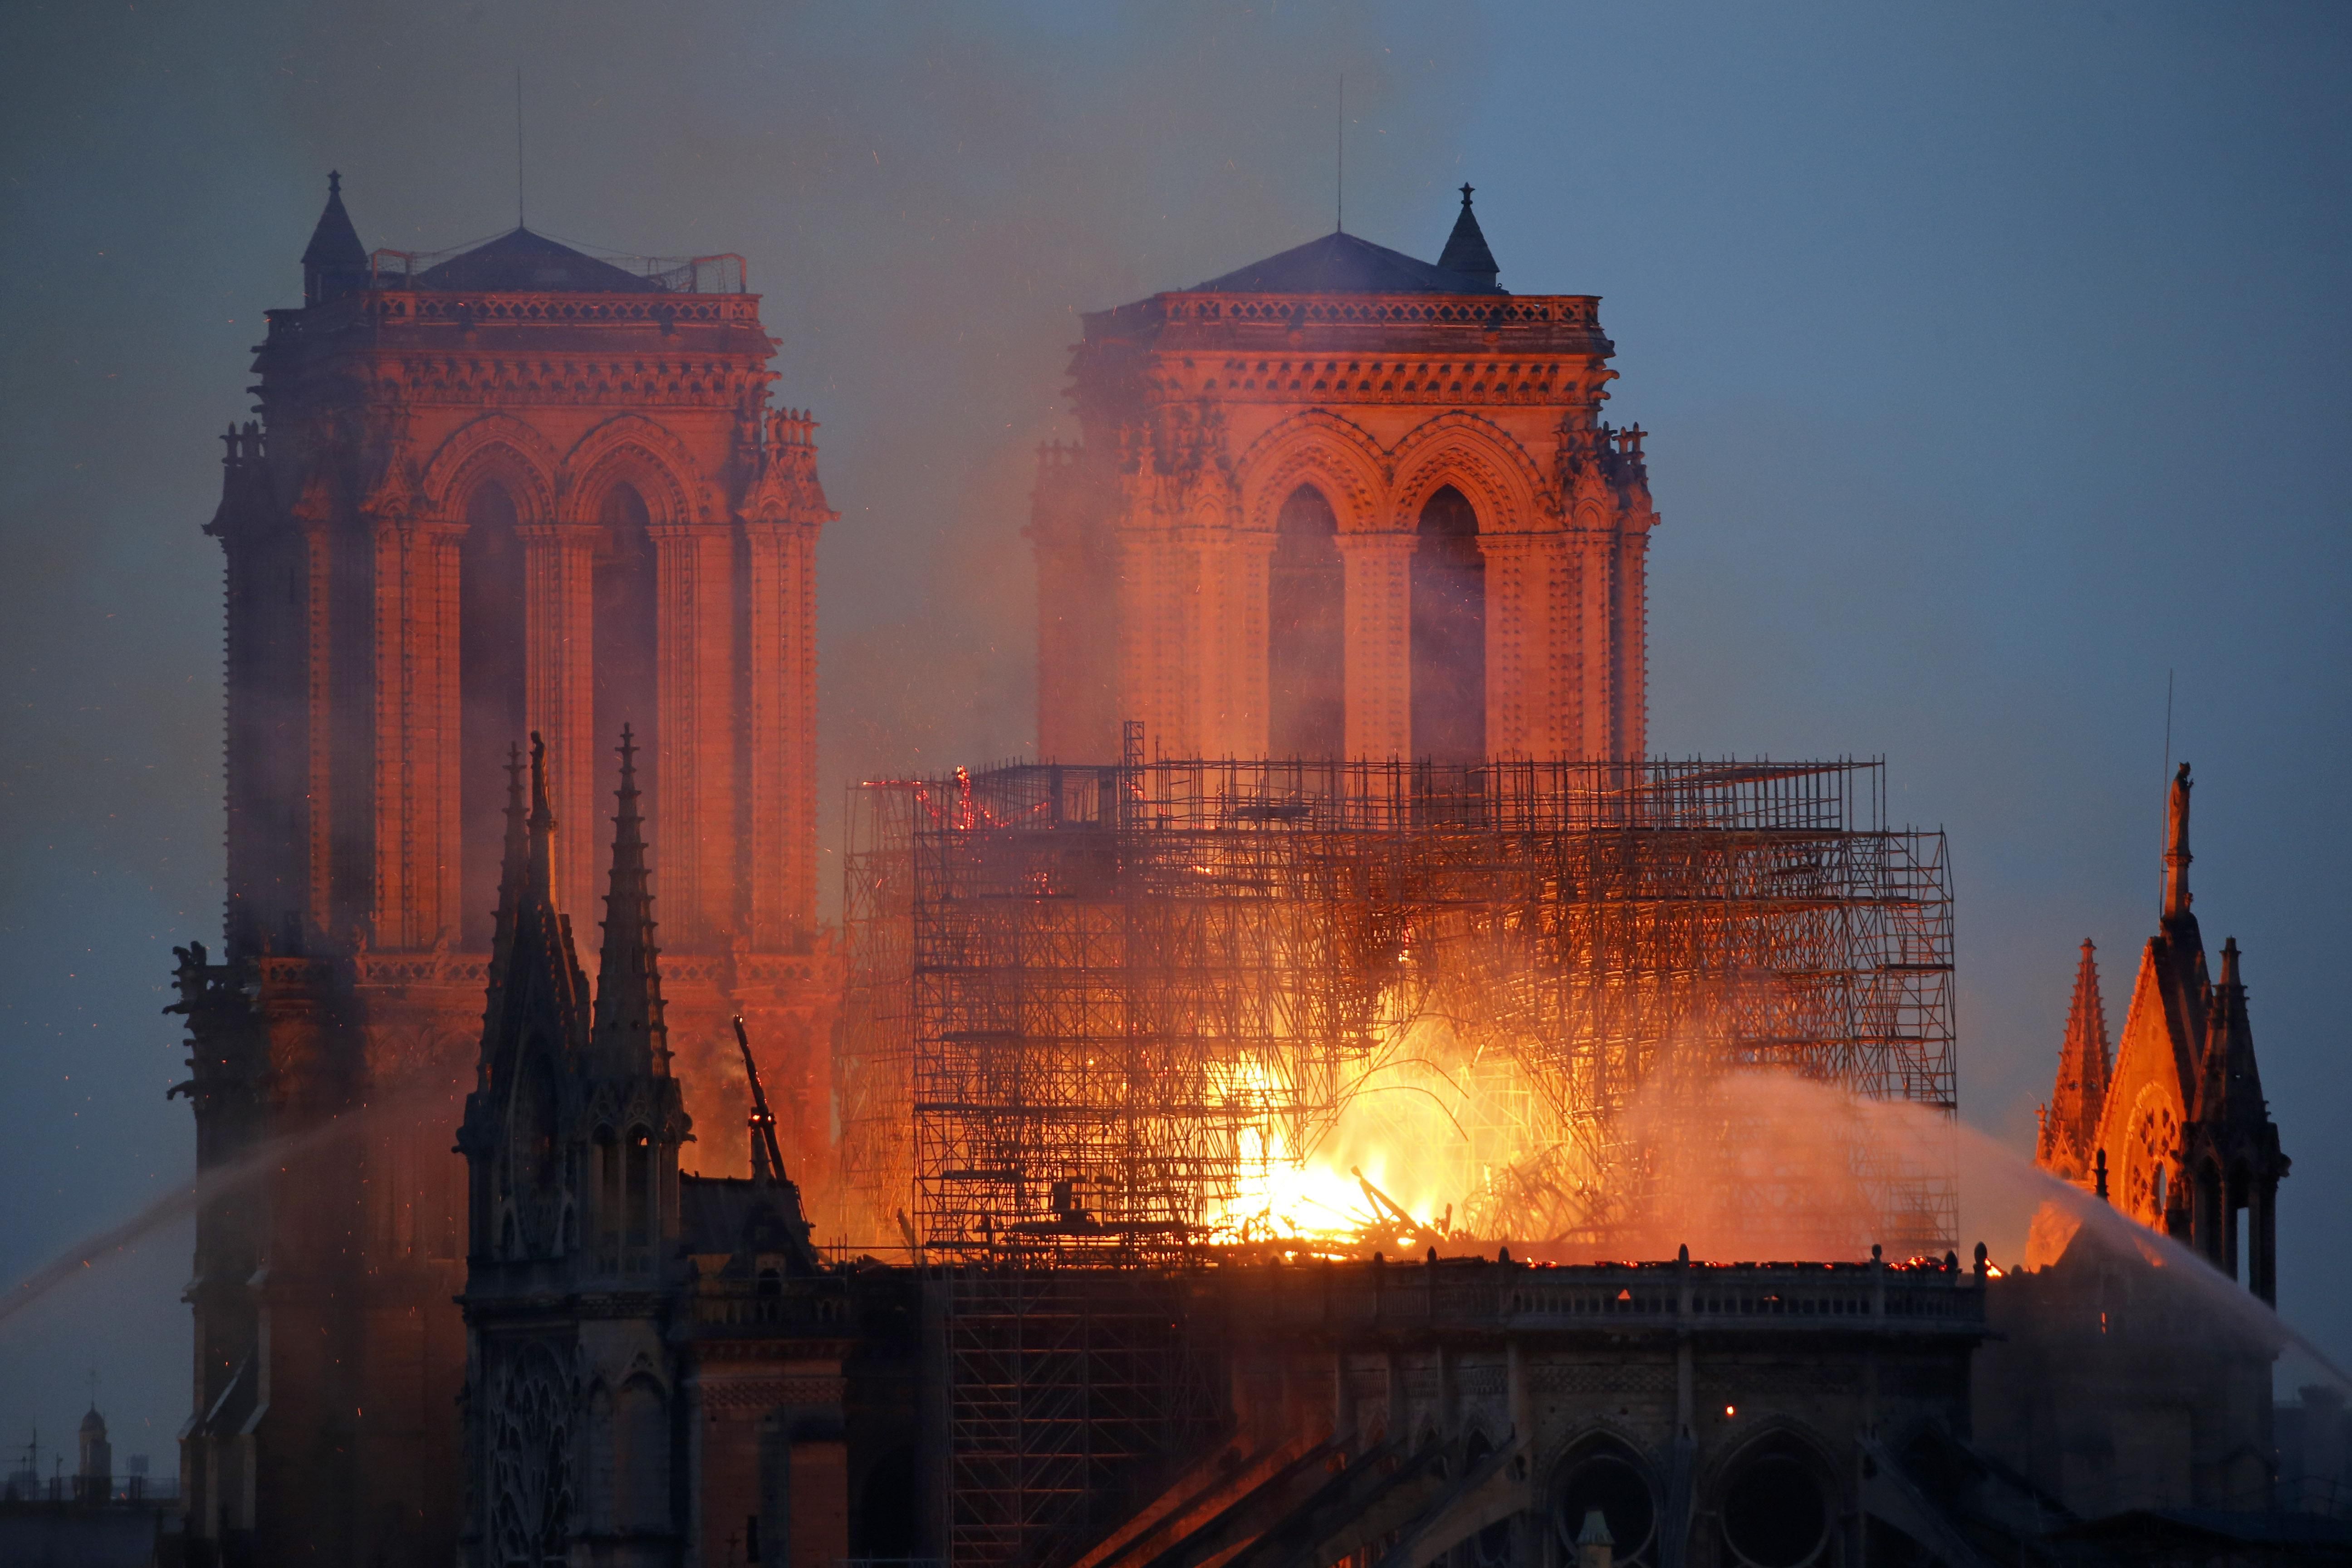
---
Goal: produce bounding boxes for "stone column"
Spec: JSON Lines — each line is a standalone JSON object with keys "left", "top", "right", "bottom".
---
{"left": 652, "top": 521, "right": 741, "bottom": 949}
{"left": 744, "top": 519, "right": 821, "bottom": 946}
{"left": 517, "top": 523, "right": 598, "bottom": 922}
{"left": 299, "top": 516, "right": 337, "bottom": 935}
{"left": 1117, "top": 522, "right": 1195, "bottom": 756}
{"left": 1574, "top": 529, "right": 1617, "bottom": 763}
{"left": 1223, "top": 533, "right": 1278, "bottom": 759}
{"left": 1544, "top": 533, "right": 1582, "bottom": 762}
{"left": 369, "top": 516, "right": 466, "bottom": 951}
{"left": 1115, "top": 526, "right": 1158, "bottom": 751}
{"left": 368, "top": 516, "right": 416, "bottom": 951}
{"left": 1481, "top": 534, "right": 1545, "bottom": 762}
{"left": 1613, "top": 526, "right": 1650, "bottom": 762}
{"left": 1337, "top": 533, "right": 1414, "bottom": 760}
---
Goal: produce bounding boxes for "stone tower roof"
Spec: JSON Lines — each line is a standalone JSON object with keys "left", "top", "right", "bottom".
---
{"left": 1435, "top": 183, "right": 1500, "bottom": 287}
{"left": 300, "top": 172, "right": 369, "bottom": 306}
{"left": 300, "top": 172, "right": 367, "bottom": 272}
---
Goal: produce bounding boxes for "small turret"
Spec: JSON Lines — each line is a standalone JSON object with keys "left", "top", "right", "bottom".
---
{"left": 300, "top": 171, "right": 369, "bottom": 306}
{"left": 1436, "top": 183, "right": 1500, "bottom": 289}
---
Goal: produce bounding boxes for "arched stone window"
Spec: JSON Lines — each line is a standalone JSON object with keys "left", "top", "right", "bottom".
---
{"left": 460, "top": 479, "right": 528, "bottom": 946}
{"left": 623, "top": 1127, "right": 652, "bottom": 1258}
{"left": 614, "top": 1376, "right": 668, "bottom": 1533}
{"left": 593, "top": 1127, "right": 621, "bottom": 1269}
{"left": 1716, "top": 1434, "right": 1833, "bottom": 1568}
{"left": 1410, "top": 485, "right": 1484, "bottom": 762}
{"left": 592, "top": 481, "right": 658, "bottom": 822}
{"left": 1268, "top": 484, "right": 1343, "bottom": 757}
{"left": 505, "top": 1045, "right": 560, "bottom": 1257}
{"left": 1553, "top": 1438, "right": 1659, "bottom": 1565}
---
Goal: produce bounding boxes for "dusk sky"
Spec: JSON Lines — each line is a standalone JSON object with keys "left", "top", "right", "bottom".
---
{"left": 2, "top": 1, "right": 2347, "bottom": 1462}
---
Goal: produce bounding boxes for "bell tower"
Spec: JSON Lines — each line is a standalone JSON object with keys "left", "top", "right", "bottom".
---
{"left": 175, "top": 176, "right": 837, "bottom": 1567}
{"left": 1033, "top": 187, "right": 1656, "bottom": 765}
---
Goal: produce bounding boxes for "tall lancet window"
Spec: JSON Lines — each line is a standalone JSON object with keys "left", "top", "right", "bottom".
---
{"left": 592, "top": 482, "right": 658, "bottom": 831}
{"left": 459, "top": 480, "right": 527, "bottom": 947}
{"left": 1410, "top": 485, "right": 1484, "bottom": 762}
{"left": 1268, "top": 484, "right": 1344, "bottom": 757}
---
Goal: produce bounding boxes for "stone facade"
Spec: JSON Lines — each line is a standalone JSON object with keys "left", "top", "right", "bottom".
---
{"left": 1098, "top": 1254, "right": 2023, "bottom": 1568}
{"left": 2029, "top": 764, "right": 2288, "bottom": 1295}
{"left": 174, "top": 178, "right": 838, "bottom": 1568}
{"left": 1034, "top": 191, "right": 1656, "bottom": 765}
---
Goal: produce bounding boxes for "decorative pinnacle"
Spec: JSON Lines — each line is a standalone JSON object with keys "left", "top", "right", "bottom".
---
{"left": 592, "top": 723, "right": 667, "bottom": 1073}
{"left": 328, "top": 169, "right": 342, "bottom": 196}
{"left": 1459, "top": 181, "right": 1475, "bottom": 206}
{"left": 2163, "top": 761, "right": 2193, "bottom": 919}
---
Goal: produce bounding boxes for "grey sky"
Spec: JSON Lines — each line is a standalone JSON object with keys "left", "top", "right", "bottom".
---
{"left": 2, "top": 1, "right": 2346, "bottom": 1457}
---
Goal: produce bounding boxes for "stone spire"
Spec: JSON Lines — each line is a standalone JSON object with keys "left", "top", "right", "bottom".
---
{"left": 589, "top": 726, "right": 668, "bottom": 1075}
{"left": 2162, "top": 761, "right": 2194, "bottom": 921}
{"left": 300, "top": 171, "right": 369, "bottom": 307}
{"left": 484, "top": 732, "right": 590, "bottom": 1062}
{"left": 2196, "top": 937, "right": 2266, "bottom": 1126}
{"left": 1436, "top": 182, "right": 1500, "bottom": 288}
{"left": 2039, "top": 939, "right": 2111, "bottom": 1178}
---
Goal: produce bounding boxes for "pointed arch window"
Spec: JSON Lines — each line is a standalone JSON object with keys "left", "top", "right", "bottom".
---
{"left": 1268, "top": 485, "right": 1343, "bottom": 757}
{"left": 1410, "top": 485, "right": 1484, "bottom": 762}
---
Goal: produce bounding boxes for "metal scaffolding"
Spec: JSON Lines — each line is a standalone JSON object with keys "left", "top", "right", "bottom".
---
{"left": 839, "top": 753, "right": 1956, "bottom": 1264}
{"left": 941, "top": 1266, "right": 1221, "bottom": 1568}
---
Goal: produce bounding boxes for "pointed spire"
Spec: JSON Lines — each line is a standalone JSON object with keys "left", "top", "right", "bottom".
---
{"left": 2163, "top": 762, "right": 2194, "bottom": 921}
{"left": 1436, "top": 182, "right": 1499, "bottom": 289}
{"left": 301, "top": 171, "right": 369, "bottom": 307}
{"left": 2197, "top": 936, "right": 2265, "bottom": 1124}
{"left": 590, "top": 725, "right": 668, "bottom": 1074}
{"left": 2040, "top": 939, "right": 2111, "bottom": 1178}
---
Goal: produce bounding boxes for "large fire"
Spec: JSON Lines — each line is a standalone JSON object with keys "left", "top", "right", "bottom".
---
{"left": 1201, "top": 1018, "right": 1568, "bottom": 1255}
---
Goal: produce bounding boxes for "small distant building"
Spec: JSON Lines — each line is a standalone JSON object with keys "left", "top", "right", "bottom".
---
{"left": 75, "top": 1405, "right": 110, "bottom": 1504}
{"left": 0, "top": 1404, "right": 173, "bottom": 1568}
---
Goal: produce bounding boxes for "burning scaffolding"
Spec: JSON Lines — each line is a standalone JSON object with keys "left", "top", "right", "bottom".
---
{"left": 839, "top": 745, "right": 1956, "bottom": 1263}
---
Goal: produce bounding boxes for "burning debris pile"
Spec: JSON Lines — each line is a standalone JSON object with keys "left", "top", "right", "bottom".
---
{"left": 838, "top": 749, "right": 1955, "bottom": 1262}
